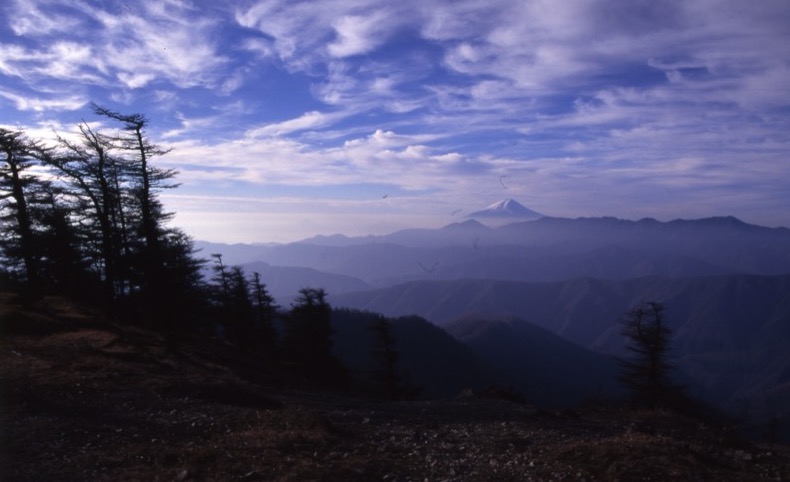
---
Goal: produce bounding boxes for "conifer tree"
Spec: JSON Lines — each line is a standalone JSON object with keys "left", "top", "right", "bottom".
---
{"left": 284, "top": 288, "right": 344, "bottom": 381}
{"left": 1, "top": 128, "right": 44, "bottom": 295}
{"left": 46, "top": 121, "right": 129, "bottom": 310}
{"left": 618, "top": 301, "right": 683, "bottom": 408}
{"left": 156, "top": 228, "right": 205, "bottom": 351}
{"left": 0, "top": 129, "right": 74, "bottom": 298}
{"left": 90, "top": 105, "right": 176, "bottom": 287}
{"left": 250, "top": 271, "right": 278, "bottom": 361}
{"left": 370, "top": 316, "right": 403, "bottom": 400}
{"left": 228, "top": 266, "right": 255, "bottom": 354}
{"left": 34, "top": 187, "right": 96, "bottom": 298}
{"left": 90, "top": 105, "right": 185, "bottom": 326}
{"left": 209, "top": 255, "right": 255, "bottom": 353}
{"left": 2, "top": 107, "right": 202, "bottom": 343}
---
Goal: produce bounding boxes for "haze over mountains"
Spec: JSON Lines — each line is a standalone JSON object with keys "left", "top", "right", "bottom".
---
{"left": 198, "top": 200, "right": 790, "bottom": 290}
{"left": 197, "top": 199, "right": 790, "bottom": 430}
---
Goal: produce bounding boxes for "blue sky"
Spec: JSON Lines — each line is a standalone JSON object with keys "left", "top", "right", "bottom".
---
{"left": 2, "top": 0, "right": 789, "bottom": 243}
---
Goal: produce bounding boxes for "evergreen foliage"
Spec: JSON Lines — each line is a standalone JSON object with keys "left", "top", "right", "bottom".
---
{"left": 207, "top": 256, "right": 280, "bottom": 359}
{"left": 370, "top": 316, "right": 403, "bottom": 400}
{"left": 1, "top": 107, "right": 204, "bottom": 345}
{"left": 1, "top": 129, "right": 55, "bottom": 298}
{"left": 250, "top": 271, "right": 278, "bottom": 361}
{"left": 0, "top": 106, "right": 353, "bottom": 380}
{"left": 618, "top": 301, "right": 690, "bottom": 410}
{"left": 284, "top": 288, "right": 345, "bottom": 382}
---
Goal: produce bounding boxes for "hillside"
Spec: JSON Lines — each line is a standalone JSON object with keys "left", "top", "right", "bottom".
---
{"left": 191, "top": 216, "right": 790, "bottom": 442}
{"left": 3, "top": 293, "right": 789, "bottom": 481}
{"left": 445, "top": 316, "right": 622, "bottom": 408}
{"left": 331, "top": 309, "right": 495, "bottom": 399}
{"left": 333, "top": 275, "right": 790, "bottom": 424}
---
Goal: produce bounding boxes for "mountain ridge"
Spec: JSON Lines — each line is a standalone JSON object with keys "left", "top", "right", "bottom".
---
{"left": 331, "top": 273, "right": 790, "bottom": 423}
{"left": 196, "top": 213, "right": 790, "bottom": 286}
{"left": 193, "top": 213, "right": 790, "bottom": 428}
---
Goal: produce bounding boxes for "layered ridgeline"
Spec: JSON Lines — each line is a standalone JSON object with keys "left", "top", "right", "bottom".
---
{"left": 333, "top": 275, "right": 790, "bottom": 418}
{"left": 198, "top": 202, "right": 790, "bottom": 291}
{"left": 198, "top": 200, "right": 790, "bottom": 427}
{"left": 330, "top": 308, "right": 622, "bottom": 408}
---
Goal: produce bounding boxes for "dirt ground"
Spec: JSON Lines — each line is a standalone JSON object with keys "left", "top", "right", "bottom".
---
{"left": 2, "top": 293, "right": 789, "bottom": 481}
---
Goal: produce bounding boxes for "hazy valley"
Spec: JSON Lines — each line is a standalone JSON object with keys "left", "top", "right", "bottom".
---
{"left": 198, "top": 203, "right": 790, "bottom": 435}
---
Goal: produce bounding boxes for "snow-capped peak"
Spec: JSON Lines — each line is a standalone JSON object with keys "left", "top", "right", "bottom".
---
{"left": 468, "top": 198, "right": 544, "bottom": 219}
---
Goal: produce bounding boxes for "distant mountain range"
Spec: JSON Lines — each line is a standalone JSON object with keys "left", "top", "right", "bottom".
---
{"left": 196, "top": 204, "right": 790, "bottom": 425}
{"left": 197, "top": 210, "right": 790, "bottom": 289}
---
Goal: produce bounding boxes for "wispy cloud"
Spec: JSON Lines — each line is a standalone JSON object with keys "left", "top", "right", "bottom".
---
{"left": 244, "top": 111, "right": 348, "bottom": 138}
{"left": 0, "top": 88, "right": 86, "bottom": 112}
{"left": 2, "top": 0, "right": 790, "bottom": 241}
{"left": 327, "top": 10, "right": 401, "bottom": 58}
{"left": 2, "top": 0, "right": 229, "bottom": 92}
{"left": 7, "top": 0, "right": 83, "bottom": 37}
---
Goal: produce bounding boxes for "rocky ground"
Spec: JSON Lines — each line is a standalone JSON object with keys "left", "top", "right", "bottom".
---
{"left": 2, "top": 293, "right": 789, "bottom": 481}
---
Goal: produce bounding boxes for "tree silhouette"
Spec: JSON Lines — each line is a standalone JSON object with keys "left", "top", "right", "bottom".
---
{"left": 89, "top": 105, "right": 189, "bottom": 331}
{"left": 90, "top": 105, "right": 176, "bottom": 297}
{"left": 228, "top": 266, "right": 255, "bottom": 355}
{"left": 0, "top": 129, "right": 53, "bottom": 297}
{"left": 1, "top": 130, "right": 38, "bottom": 291}
{"left": 35, "top": 105, "right": 193, "bottom": 319}
{"left": 2, "top": 107, "right": 207, "bottom": 349}
{"left": 155, "top": 228, "right": 206, "bottom": 351}
{"left": 250, "top": 271, "right": 278, "bottom": 362}
{"left": 284, "top": 288, "right": 344, "bottom": 382}
{"left": 618, "top": 301, "right": 686, "bottom": 409}
{"left": 44, "top": 120, "right": 129, "bottom": 311}
{"left": 370, "top": 316, "right": 403, "bottom": 400}
{"left": 210, "top": 254, "right": 244, "bottom": 348}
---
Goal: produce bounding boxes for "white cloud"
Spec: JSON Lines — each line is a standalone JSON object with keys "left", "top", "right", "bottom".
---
{"left": 245, "top": 111, "right": 347, "bottom": 138}
{"left": 235, "top": 0, "right": 405, "bottom": 64}
{"left": 0, "top": 89, "right": 86, "bottom": 112}
{"left": 161, "top": 112, "right": 225, "bottom": 139}
{"left": 328, "top": 12, "right": 393, "bottom": 58}
{"left": 234, "top": 1, "right": 332, "bottom": 61}
{"left": 1, "top": 0, "right": 229, "bottom": 91}
{"left": 94, "top": 5, "right": 228, "bottom": 89}
{"left": 2, "top": 0, "right": 790, "bottom": 239}
{"left": 0, "top": 41, "right": 104, "bottom": 85}
{"left": 7, "top": 0, "right": 83, "bottom": 37}
{"left": 240, "top": 37, "right": 276, "bottom": 59}
{"left": 417, "top": 0, "right": 504, "bottom": 40}
{"left": 160, "top": 124, "right": 489, "bottom": 201}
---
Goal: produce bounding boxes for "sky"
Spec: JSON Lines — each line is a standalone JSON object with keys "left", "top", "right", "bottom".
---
{"left": 2, "top": 0, "right": 790, "bottom": 243}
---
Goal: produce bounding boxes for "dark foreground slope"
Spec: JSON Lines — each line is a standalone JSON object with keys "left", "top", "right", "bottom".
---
{"left": 2, "top": 293, "right": 789, "bottom": 481}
